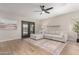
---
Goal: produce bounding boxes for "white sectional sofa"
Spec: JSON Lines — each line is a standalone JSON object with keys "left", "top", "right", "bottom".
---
{"left": 30, "top": 34, "right": 43, "bottom": 40}
{"left": 43, "top": 31, "right": 68, "bottom": 42}
{"left": 30, "top": 31, "right": 68, "bottom": 42}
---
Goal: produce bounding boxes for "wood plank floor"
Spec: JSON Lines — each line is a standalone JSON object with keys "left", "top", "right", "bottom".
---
{"left": 0, "top": 39, "right": 79, "bottom": 55}
{"left": 60, "top": 42, "right": 79, "bottom": 55}
{"left": 0, "top": 39, "right": 51, "bottom": 55}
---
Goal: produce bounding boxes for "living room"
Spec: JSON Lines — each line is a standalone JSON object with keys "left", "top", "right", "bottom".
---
{"left": 0, "top": 3, "right": 79, "bottom": 55}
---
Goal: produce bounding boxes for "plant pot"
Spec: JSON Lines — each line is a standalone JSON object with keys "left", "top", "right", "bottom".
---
{"left": 77, "top": 39, "right": 79, "bottom": 42}
{"left": 77, "top": 33, "right": 79, "bottom": 42}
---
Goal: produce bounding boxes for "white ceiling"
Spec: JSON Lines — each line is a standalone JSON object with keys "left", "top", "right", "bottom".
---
{"left": 0, "top": 3, "right": 79, "bottom": 20}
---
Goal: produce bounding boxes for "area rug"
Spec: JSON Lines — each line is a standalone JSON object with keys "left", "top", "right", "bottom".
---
{"left": 25, "top": 38, "right": 67, "bottom": 55}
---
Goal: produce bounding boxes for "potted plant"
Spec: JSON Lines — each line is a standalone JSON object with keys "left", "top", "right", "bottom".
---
{"left": 73, "top": 21, "right": 79, "bottom": 42}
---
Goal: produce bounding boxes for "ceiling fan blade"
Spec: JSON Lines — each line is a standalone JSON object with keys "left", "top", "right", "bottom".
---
{"left": 46, "top": 12, "right": 50, "bottom": 14}
{"left": 40, "top": 5, "right": 45, "bottom": 11}
{"left": 40, "top": 5, "right": 45, "bottom": 8}
{"left": 44, "top": 11, "right": 50, "bottom": 14}
{"left": 45, "top": 7, "right": 53, "bottom": 11}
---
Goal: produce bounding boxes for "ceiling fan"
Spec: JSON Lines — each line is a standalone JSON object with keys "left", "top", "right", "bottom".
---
{"left": 34, "top": 5, "right": 53, "bottom": 15}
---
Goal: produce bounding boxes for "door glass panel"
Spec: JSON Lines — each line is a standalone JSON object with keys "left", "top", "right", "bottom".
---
{"left": 23, "top": 24, "right": 28, "bottom": 36}
{"left": 30, "top": 24, "right": 34, "bottom": 34}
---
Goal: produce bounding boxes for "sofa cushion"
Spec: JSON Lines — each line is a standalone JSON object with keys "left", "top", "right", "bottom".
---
{"left": 42, "top": 31, "right": 68, "bottom": 42}
{"left": 44, "top": 31, "right": 62, "bottom": 35}
{"left": 44, "top": 34, "right": 63, "bottom": 38}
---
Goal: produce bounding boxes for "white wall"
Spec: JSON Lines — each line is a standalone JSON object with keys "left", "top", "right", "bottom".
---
{"left": 0, "top": 9, "right": 79, "bottom": 42}
{"left": 0, "top": 15, "right": 38, "bottom": 42}
{"left": 40, "top": 11, "right": 79, "bottom": 42}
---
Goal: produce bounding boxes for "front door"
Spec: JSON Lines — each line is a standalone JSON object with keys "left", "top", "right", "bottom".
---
{"left": 21, "top": 21, "right": 35, "bottom": 38}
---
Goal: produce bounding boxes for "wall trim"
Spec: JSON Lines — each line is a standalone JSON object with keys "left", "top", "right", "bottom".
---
{"left": 0, "top": 38, "right": 21, "bottom": 42}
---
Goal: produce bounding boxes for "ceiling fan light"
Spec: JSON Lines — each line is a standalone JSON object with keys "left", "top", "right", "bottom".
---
{"left": 42, "top": 11, "right": 45, "bottom": 13}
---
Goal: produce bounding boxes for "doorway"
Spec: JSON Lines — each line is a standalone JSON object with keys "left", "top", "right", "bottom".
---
{"left": 21, "top": 21, "right": 35, "bottom": 38}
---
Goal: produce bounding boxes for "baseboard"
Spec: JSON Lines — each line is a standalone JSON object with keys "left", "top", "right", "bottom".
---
{"left": 0, "top": 38, "right": 21, "bottom": 43}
